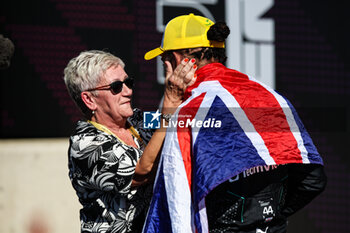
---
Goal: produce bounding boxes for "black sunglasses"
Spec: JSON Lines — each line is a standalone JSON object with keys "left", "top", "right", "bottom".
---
{"left": 86, "top": 76, "right": 134, "bottom": 94}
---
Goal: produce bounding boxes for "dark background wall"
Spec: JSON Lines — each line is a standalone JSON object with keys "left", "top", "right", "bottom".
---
{"left": 1, "top": 0, "right": 349, "bottom": 232}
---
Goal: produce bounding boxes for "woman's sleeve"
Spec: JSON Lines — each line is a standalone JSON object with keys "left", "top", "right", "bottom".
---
{"left": 69, "top": 134, "right": 140, "bottom": 196}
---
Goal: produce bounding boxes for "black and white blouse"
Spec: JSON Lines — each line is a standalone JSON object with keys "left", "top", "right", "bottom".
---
{"left": 68, "top": 109, "right": 153, "bottom": 233}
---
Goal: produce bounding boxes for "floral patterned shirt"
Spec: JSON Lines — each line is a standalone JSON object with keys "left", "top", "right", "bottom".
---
{"left": 68, "top": 109, "right": 153, "bottom": 233}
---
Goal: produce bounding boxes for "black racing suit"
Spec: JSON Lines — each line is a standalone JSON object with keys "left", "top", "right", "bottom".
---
{"left": 205, "top": 164, "right": 327, "bottom": 233}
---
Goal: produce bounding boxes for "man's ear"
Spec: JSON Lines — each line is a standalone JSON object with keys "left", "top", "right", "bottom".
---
{"left": 81, "top": 91, "right": 97, "bottom": 111}
{"left": 172, "top": 51, "right": 183, "bottom": 67}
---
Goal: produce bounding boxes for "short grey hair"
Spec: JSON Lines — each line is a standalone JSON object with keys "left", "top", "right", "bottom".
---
{"left": 63, "top": 50, "right": 125, "bottom": 116}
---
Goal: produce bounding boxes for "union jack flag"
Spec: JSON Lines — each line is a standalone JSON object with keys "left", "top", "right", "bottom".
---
{"left": 142, "top": 63, "right": 323, "bottom": 233}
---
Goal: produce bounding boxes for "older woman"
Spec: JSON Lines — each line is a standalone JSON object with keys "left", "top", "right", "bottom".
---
{"left": 63, "top": 50, "right": 196, "bottom": 233}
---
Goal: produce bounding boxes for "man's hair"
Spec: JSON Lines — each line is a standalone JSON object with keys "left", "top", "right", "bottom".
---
{"left": 179, "top": 22, "right": 230, "bottom": 64}
{"left": 63, "top": 50, "right": 125, "bottom": 116}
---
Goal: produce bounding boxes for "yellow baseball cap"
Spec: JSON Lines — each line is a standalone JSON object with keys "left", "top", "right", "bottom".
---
{"left": 144, "top": 13, "right": 225, "bottom": 60}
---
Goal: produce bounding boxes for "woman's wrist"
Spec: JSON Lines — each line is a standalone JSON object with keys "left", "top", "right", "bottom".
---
{"left": 162, "top": 93, "right": 182, "bottom": 111}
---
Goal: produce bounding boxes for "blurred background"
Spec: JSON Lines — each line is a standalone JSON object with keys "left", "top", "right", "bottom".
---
{"left": 0, "top": 0, "right": 349, "bottom": 232}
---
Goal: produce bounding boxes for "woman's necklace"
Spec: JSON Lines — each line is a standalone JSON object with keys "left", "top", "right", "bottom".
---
{"left": 87, "top": 120, "right": 145, "bottom": 148}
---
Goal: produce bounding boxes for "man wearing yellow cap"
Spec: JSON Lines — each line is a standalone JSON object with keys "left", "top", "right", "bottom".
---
{"left": 143, "top": 13, "right": 326, "bottom": 233}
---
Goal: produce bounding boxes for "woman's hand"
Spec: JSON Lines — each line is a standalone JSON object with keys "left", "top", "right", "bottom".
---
{"left": 163, "top": 58, "right": 197, "bottom": 107}
{"left": 133, "top": 58, "right": 197, "bottom": 186}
